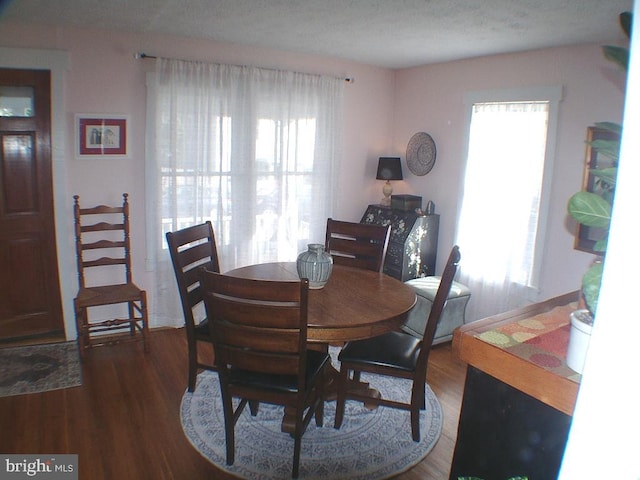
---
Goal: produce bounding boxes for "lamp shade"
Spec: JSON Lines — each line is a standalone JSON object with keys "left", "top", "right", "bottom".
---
{"left": 376, "top": 157, "right": 403, "bottom": 181}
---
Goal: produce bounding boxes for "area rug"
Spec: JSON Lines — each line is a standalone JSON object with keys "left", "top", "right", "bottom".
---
{"left": 181, "top": 349, "right": 443, "bottom": 479}
{"left": 0, "top": 342, "right": 82, "bottom": 397}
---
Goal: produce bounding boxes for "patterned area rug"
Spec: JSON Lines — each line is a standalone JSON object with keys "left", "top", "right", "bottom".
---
{"left": 0, "top": 342, "right": 82, "bottom": 397}
{"left": 181, "top": 349, "right": 443, "bottom": 480}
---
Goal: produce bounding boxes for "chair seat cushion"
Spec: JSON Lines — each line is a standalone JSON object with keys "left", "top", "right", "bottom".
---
{"left": 229, "top": 350, "right": 330, "bottom": 393}
{"left": 338, "top": 331, "right": 421, "bottom": 372}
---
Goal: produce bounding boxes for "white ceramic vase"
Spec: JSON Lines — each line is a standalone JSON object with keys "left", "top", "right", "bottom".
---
{"left": 296, "top": 243, "right": 333, "bottom": 289}
{"left": 566, "top": 309, "right": 593, "bottom": 375}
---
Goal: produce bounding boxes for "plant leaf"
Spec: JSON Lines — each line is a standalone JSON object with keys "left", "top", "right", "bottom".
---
{"left": 591, "top": 167, "right": 618, "bottom": 188}
{"left": 593, "top": 237, "right": 608, "bottom": 252}
{"left": 567, "top": 191, "right": 612, "bottom": 228}
{"left": 583, "top": 262, "right": 604, "bottom": 315}
{"left": 593, "top": 121, "right": 622, "bottom": 135}
{"left": 602, "top": 45, "right": 629, "bottom": 71}
{"left": 620, "top": 12, "right": 632, "bottom": 40}
{"left": 588, "top": 139, "right": 620, "bottom": 163}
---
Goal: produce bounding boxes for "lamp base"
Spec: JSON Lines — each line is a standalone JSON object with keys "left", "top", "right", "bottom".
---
{"left": 381, "top": 180, "right": 393, "bottom": 206}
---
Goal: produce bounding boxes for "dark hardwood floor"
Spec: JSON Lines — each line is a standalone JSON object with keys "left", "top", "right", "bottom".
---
{"left": 0, "top": 329, "right": 467, "bottom": 479}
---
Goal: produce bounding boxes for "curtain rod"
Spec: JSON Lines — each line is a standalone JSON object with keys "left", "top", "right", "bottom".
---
{"left": 135, "top": 52, "right": 354, "bottom": 83}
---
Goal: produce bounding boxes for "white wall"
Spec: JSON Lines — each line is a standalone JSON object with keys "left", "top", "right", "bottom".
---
{"left": 0, "top": 22, "right": 395, "bottom": 336}
{"left": 392, "top": 44, "right": 627, "bottom": 303}
{"left": 0, "top": 21, "right": 626, "bottom": 336}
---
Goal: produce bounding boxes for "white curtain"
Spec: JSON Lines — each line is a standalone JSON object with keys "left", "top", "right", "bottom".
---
{"left": 456, "top": 101, "right": 550, "bottom": 321}
{"left": 146, "top": 58, "right": 343, "bottom": 327}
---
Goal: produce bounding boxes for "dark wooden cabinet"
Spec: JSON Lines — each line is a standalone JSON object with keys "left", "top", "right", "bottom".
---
{"left": 360, "top": 205, "right": 439, "bottom": 281}
{"left": 451, "top": 292, "right": 580, "bottom": 480}
{"left": 449, "top": 367, "right": 572, "bottom": 480}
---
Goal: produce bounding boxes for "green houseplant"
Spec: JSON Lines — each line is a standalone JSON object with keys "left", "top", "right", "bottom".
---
{"left": 567, "top": 11, "right": 631, "bottom": 317}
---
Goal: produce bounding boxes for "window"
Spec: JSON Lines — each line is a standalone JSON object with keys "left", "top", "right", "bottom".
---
{"left": 0, "top": 86, "right": 34, "bottom": 117}
{"left": 146, "top": 58, "right": 343, "bottom": 326}
{"left": 456, "top": 87, "right": 562, "bottom": 321}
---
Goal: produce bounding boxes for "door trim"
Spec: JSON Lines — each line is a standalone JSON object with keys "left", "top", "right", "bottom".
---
{"left": 0, "top": 47, "right": 75, "bottom": 340}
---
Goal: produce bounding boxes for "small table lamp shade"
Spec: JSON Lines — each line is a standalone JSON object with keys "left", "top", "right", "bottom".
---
{"left": 376, "top": 157, "right": 403, "bottom": 181}
{"left": 376, "top": 157, "right": 403, "bottom": 206}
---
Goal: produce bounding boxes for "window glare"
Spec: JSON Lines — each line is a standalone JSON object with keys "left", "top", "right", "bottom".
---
{"left": 458, "top": 101, "right": 550, "bottom": 286}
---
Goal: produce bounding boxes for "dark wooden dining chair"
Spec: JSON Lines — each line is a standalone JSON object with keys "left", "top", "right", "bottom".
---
{"left": 333, "top": 245, "right": 461, "bottom": 441}
{"left": 165, "top": 221, "right": 220, "bottom": 392}
{"left": 325, "top": 218, "right": 391, "bottom": 272}
{"left": 73, "top": 193, "right": 150, "bottom": 359}
{"left": 199, "top": 270, "right": 330, "bottom": 479}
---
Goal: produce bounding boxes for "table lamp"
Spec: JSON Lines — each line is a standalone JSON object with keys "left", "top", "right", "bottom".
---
{"left": 376, "top": 157, "right": 403, "bottom": 206}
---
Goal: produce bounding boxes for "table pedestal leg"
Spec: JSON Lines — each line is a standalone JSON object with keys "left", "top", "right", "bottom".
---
{"left": 281, "top": 362, "right": 381, "bottom": 434}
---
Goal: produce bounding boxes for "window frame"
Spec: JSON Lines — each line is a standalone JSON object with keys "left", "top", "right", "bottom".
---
{"left": 458, "top": 86, "right": 563, "bottom": 294}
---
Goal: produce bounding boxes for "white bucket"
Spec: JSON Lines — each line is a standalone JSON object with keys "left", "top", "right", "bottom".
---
{"left": 566, "top": 309, "right": 593, "bottom": 374}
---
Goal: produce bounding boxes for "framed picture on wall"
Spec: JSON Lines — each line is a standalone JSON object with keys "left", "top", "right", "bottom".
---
{"left": 574, "top": 125, "right": 620, "bottom": 253}
{"left": 76, "top": 114, "right": 128, "bottom": 158}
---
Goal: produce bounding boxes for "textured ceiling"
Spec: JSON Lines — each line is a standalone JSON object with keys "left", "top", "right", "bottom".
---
{"left": 0, "top": 0, "right": 633, "bottom": 68}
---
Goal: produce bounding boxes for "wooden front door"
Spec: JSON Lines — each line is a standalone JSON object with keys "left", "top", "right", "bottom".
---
{"left": 0, "top": 68, "right": 64, "bottom": 344}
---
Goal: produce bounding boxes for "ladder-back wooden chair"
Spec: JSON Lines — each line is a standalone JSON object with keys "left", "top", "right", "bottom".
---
{"left": 199, "top": 269, "right": 329, "bottom": 478}
{"left": 333, "top": 245, "right": 460, "bottom": 441}
{"left": 73, "top": 193, "right": 150, "bottom": 359}
{"left": 325, "top": 218, "right": 391, "bottom": 272}
{"left": 166, "top": 222, "right": 220, "bottom": 392}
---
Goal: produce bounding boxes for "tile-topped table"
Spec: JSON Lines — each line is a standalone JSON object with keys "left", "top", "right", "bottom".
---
{"left": 448, "top": 291, "right": 581, "bottom": 480}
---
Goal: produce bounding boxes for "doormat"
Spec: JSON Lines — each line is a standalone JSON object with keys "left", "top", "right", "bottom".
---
{"left": 0, "top": 342, "right": 82, "bottom": 397}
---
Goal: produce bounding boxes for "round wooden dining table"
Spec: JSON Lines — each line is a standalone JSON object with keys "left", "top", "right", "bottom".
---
{"left": 225, "top": 261, "right": 417, "bottom": 344}
{"left": 225, "top": 261, "right": 418, "bottom": 432}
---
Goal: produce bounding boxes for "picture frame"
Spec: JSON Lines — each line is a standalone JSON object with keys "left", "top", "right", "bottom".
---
{"left": 574, "top": 126, "right": 620, "bottom": 254}
{"left": 76, "top": 114, "right": 128, "bottom": 158}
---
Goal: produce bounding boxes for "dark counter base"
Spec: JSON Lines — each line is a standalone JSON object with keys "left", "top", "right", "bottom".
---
{"left": 449, "top": 366, "right": 572, "bottom": 480}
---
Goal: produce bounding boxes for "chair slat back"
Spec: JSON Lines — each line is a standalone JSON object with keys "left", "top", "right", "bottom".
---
{"left": 73, "top": 193, "right": 133, "bottom": 288}
{"left": 325, "top": 218, "right": 391, "bottom": 272}
{"left": 199, "top": 270, "right": 309, "bottom": 378}
{"left": 165, "top": 222, "right": 220, "bottom": 328}
{"left": 416, "top": 245, "right": 461, "bottom": 370}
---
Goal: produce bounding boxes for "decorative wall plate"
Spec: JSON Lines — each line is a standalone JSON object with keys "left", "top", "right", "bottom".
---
{"left": 406, "top": 132, "right": 436, "bottom": 176}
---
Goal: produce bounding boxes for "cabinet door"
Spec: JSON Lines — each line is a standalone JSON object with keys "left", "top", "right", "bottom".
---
{"left": 413, "top": 215, "right": 439, "bottom": 278}
{"left": 449, "top": 367, "right": 571, "bottom": 480}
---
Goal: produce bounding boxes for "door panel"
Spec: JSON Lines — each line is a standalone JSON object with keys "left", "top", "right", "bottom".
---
{"left": 3, "top": 133, "right": 37, "bottom": 213}
{"left": 0, "top": 68, "right": 64, "bottom": 343}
